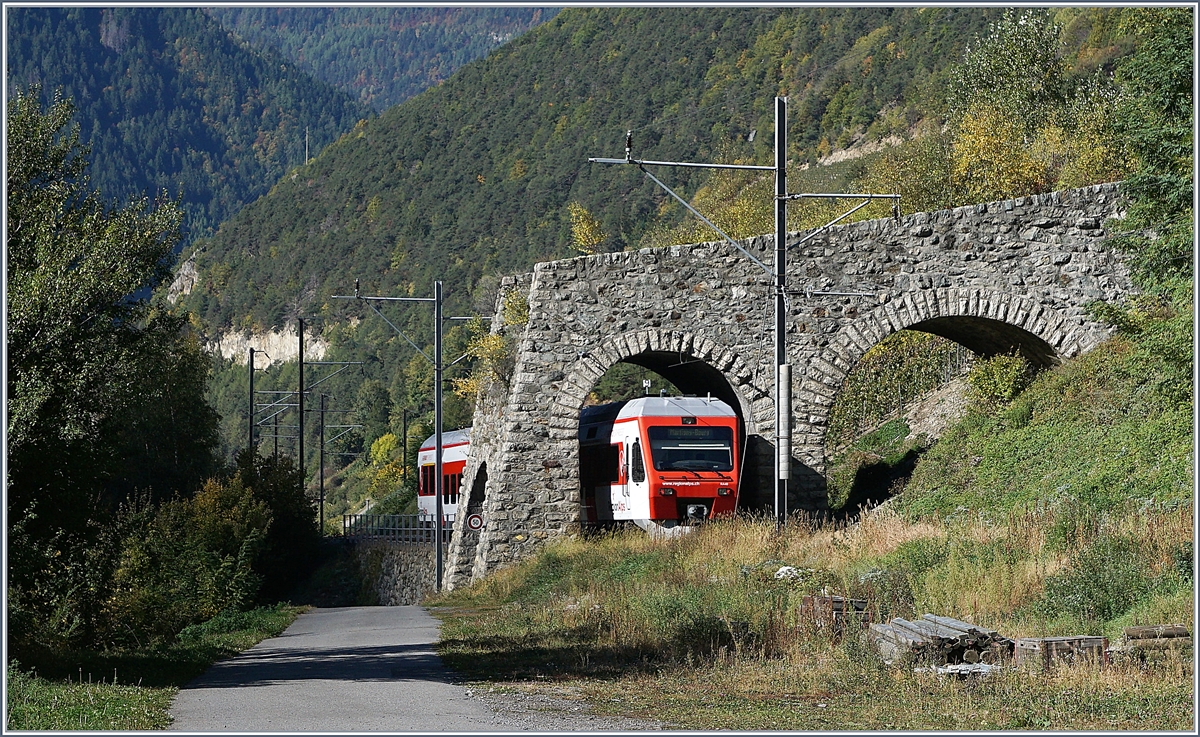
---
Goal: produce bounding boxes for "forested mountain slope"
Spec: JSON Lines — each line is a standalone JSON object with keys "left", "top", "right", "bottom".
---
{"left": 177, "top": 6, "right": 1004, "bottom": 332}
{"left": 176, "top": 6, "right": 1130, "bottom": 336}
{"left": 173, "top": 6, "right": 1139, "bottom": 471}
{"left": 204, "top": 7, "right": 558, "bottom": 111}
{"left": 5, "top": 7, "right": 372, "bottom": 241}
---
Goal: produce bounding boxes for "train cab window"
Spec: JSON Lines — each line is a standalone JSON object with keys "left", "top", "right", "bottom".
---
{"left": 420, "top": 465, "right": 433, "bottom": 496}
{"left": 630, "top": 441, "right": 646, "bottom": 483}
{"left": 648, "top": 426, "right": 734, "bottom": 471}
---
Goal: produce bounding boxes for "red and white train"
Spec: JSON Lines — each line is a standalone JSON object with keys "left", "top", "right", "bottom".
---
{"left": 416, "top": 396, "right": 741, "bottom": 531}
{"left": 416, "top": 427, "right": 470, "bottom": 521}
{"left": 579, "top": 396, "right": 740, "bottom": 531}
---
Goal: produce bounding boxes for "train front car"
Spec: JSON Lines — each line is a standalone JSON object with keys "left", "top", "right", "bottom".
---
{"left": 579, "top": 397, "right": 739, "bottom": 532}
{"left": 416, "top": 427, "right": 471, "bottom": 522}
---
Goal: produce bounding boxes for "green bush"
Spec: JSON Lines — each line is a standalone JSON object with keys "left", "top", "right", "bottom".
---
{"left": 1173, "top": 541, "right": 1193, "bottom": 582}
{"left": 1036, "top": 535, "right": 1155, "bottom": 622}
{"left": 101, "top": 479, "right": 268, "bottom": 647}
{"left": 235, "top": 451, "right": 322, "bottom": 601}
{"left": 967, "top": 353, "right": 1033, "bottom": 410}
{"left": 10, "top": 451, "right": 325, "bottom": 653}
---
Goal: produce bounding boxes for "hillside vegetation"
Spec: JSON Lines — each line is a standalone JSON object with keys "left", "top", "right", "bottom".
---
{"left": 6, "top": 7, "right": 371, "bottom": 241}
{"left": 205, "top": 7, "right": 557, "bottom": 111}
{"left": 177, "top": 7, "right": 1022, "bottom": 333}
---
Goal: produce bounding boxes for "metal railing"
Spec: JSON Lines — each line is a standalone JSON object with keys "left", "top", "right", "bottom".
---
{"left": 342, "top": 513, "right": 455, "bottom": 544}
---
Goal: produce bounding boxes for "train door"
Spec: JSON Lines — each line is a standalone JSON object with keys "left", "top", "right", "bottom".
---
{"left": 601, "top": 441, "right": 625, "bottom": 521}
{"left": 620, "top": 432, "right": 651, "bottom": 521}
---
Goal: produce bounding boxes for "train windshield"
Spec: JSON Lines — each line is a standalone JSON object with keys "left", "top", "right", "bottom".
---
{"left": 647, "top": 426, "right": 734, "bottom": 472}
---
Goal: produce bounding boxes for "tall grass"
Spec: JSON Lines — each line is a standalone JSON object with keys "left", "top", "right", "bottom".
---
{"left": 432, "top": 507, "right": 1192, "bottom": 729}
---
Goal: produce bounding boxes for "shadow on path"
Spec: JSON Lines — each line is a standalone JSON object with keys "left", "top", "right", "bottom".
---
{"left": 184, "top": 642, "right": 448, "bottom": 688}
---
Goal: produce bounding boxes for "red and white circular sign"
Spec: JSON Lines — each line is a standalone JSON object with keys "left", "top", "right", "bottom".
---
{"left": 466, "top": 514, "right": 484, "bottom": 531}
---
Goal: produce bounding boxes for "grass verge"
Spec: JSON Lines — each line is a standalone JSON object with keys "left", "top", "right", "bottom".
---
{"left": 430, "top": 513, "right": 1192, "bottom": 730}
{"left": 6, "top": 603, "right": 304, "bottom": 730}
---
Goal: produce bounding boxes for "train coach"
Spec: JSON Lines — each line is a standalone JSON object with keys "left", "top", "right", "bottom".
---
{"left": 416, "top": 396, "right": 741, "bottom": 531}
{"left": 579, "top": 396, "right": 741, "bottom": 531}
{"left": 416, "top": 427, "right": 470, "bottom": 521}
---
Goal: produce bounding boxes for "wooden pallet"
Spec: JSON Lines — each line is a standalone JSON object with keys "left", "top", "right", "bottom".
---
{"left": 798, "top": 595, "right": 870, "bottom": 638}
{"left": 1014, "top": 636, "right": 1108, "bottom": 669}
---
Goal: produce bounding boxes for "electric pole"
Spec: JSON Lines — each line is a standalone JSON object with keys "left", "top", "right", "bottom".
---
{"left": 589, "top": 96, "right": 897, "bottom": 530}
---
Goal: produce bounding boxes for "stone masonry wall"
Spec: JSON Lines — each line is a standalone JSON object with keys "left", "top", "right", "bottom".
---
{"left": 445, "top": 183, "right": 1134, "bottom": 589}
{"left": 445, "top": 273, "right": 533, "bottom": 590}
{"left": 355, "top": 540, "right": 438, "bottom": 605}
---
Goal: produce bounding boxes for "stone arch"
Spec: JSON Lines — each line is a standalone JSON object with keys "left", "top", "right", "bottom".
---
{"left": 465, "top": 462, "right": 488, "bottom": 516}
{"left": 550, "top": 327, "right": 771, "bottom": 518}
{"left": 798, "top": 286, "right": 1112, "bottom": 470}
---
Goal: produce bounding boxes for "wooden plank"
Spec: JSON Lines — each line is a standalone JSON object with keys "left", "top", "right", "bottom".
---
{"left": 917, "top": 619, "right": 972, "bottom": 644}
{"left": 888, "top": 618, "right": 933, "bottom": 646}
{"left": 1123, "top": 636, "right": 1193, "bottom": 651}
{"left": 922, "top": 613, "right": 1001, "bottom": 640}
{"left": 920, "top": 613, "right": 972, "bottom": 635}
{"left": 1124, "top": 624, "right": 1190, "bottom": 640}
{"left": 872, "top": 622, "right": 924, "bottom": 650}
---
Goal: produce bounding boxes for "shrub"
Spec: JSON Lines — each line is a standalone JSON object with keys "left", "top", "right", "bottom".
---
{"left": 1036, "top": 535, "right": 1154, "bottom": 622}
{"left": 1173, "top": 541, "right": 1193, "bottom": 583}
{"left": 101, "top": 480, "right": 268, "bottom": 647}
{"left": 235, "top": 451, "right": 322, "bottom": 602}
{"left": 967, "top": 353, "right": 1033, "bottom": 410}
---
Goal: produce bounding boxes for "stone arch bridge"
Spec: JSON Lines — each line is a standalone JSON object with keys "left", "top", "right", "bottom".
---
{"left": 444, "top": 183, "right": 1133, "bottom": 589}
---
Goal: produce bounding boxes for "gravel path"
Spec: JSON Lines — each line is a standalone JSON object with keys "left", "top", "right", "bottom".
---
{"left": 168, "top": 605, "right": 665, "bottom": 732}
{"left": 469, "top": 684, "right": 669, "bottom": 731}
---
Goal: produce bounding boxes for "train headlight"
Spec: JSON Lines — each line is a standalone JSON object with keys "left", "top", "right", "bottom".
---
{"left": 717, "top": 487, "right": 732, "bottom": 496}
{"left": 659, "top": 487, "right": 676, "bottom": 496}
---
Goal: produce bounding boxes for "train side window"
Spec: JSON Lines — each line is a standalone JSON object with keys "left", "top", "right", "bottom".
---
{"left": 630, "top": 440, "right": 645, "bottom": 483}
{"left": 601, "top": 444, "right": 619, "bottom": 483}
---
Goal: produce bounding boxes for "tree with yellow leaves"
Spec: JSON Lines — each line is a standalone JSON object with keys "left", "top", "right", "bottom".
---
{"left": 567, "top": 201, "right": 606, "bottom": 254}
